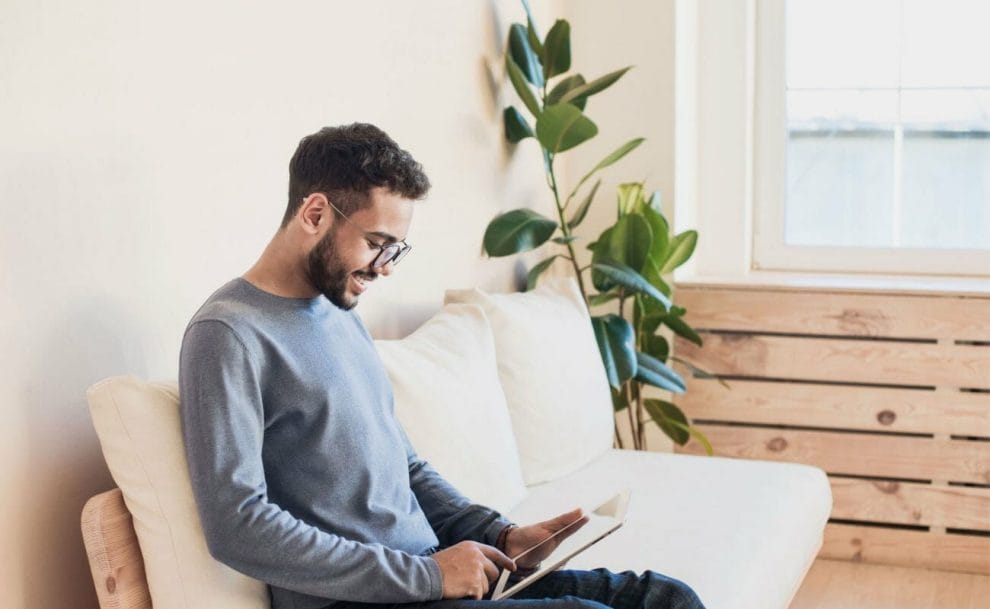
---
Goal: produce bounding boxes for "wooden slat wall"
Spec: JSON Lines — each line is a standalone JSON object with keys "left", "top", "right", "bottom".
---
{"left": 672, "top": 285, "right": 990, "bottom": 575}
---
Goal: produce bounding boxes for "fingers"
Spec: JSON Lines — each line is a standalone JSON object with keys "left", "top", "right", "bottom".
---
{"left": 478, "top": 544, "right": 516, "bottom": 572}
{"left": 546, "top": 507, "right": 586, "bottom": 530}
{"left": 481, "top": 555, "right": 500, "bottom": 584}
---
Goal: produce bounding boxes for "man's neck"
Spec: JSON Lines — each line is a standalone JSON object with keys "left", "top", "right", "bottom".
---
{"left": 243, "top": 232, "right": 318, "bottom": 299}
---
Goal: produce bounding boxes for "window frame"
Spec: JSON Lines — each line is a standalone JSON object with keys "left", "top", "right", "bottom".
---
{"left": 751, "top": 0, "right": 990, "bottom": 278}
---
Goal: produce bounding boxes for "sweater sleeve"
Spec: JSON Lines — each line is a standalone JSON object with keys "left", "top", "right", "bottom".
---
{"left": 179, "top": 320, "right": 443, "bottom": 603}
{"left": 398, "top": 425, "right": 514, "bottom": 549}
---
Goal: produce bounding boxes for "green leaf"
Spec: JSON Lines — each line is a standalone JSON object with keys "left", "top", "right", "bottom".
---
{"left": 570, "top": 139, "right": 645, "bottom": 200}
{"left": 483, "top": 209, "right": 557, "bottom": 257}
{"left": 670, "top": 421, "right": 715, "bottom": 456}
{"left": 658, "top": 230, "right": 698, "bottom": 275}
{"left": 634, "top": 351, "right": 687, "bottom": 393}
{"left": 589, "top": 228, "right": 615, "bottom": 291}
{"left": 670, "top": 355, "right": 730, "bottom": 390}
{"left": 590, "top": 314, "right": 637, "bottom": 388}
{"left": 542, "top": 20, "right": 571, "bottom": 79}
{"left": 662, "top": 309, "right": 703, "bottom": 346}
{"left": 610, "top": 386, "right": 629, "bottom": 412}
{"left": 547, "top": 74, "right": 587, "bottom": 110}
{"left": 559, "top": 66, "right": 632, "bottom": 105}
{"left": 508, "top": 23, "right": 543, "bottom": 87}
{"left": 642, "top": 334, "right": 669, "bottom": 362}
{"left": 506, "top": 54, "right": 541, "bottom": 117}
{"left": 642, "top": 206, "right": 670, "bottom": 269}
{"left": 644, "top": 399, "right": 689, "bottom": 445}
{"left": 591, "top": 260, "right": 672, "bottom": 310}
{"left": 616, "top": 182, "right": 645, "bottom": 216}
{"left": 521, "top": 0, "right": 544, "bottom": 56}
{"left": 646, "top": 190, "right": 662, "bottom": 212}
{"left": 641, "top": 259, "right": 672, "bottom": 299}
{"left": 588, "top": 291, "right": 619, "bottom": 307}
{"left": 503, "top": 107, "right": 534, "bottom": 143}
{"left": 526, "top": 255, "right": 559, "bottom": 291}
{"left": 608, "top": 214, "right": 652, "bottom": 273}
{"left": 567, "top": 178, "right": 600, "bottom": 229}
{"left": 536, "top": 103, "right": 598, "bottom": 153}
{"left": 551, "top": 235, "right": 578, "bottom": 245}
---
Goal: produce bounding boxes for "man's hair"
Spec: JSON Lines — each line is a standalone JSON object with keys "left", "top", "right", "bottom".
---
{"left": 283, "top": 123, "right": 431, "bottom": 227}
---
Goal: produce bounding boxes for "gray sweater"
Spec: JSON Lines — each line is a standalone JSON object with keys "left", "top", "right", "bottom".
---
{"left": 179, "top": 279, "right": 512, "bottom": 609}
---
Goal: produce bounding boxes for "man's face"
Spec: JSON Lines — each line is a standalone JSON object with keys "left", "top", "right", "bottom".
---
{"left": 305, "top": 188, "right": 414, "bottom": 310}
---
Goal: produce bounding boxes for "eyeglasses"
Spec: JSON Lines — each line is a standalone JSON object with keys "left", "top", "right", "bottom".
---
{"left": 325, "top": 199, "right": 412, "bottom": 270}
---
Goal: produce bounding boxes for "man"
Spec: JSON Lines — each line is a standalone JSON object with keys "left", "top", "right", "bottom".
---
{"left": 179, "top": 123, "right": 706, "bottom": 609}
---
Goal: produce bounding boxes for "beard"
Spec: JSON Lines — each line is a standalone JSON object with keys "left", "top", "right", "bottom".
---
{"left": 306, "top": 229, "right": 373, "bottom": 311}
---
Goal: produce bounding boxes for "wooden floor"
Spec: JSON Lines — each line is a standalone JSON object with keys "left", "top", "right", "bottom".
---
{"left": 788, "top": 559, "right": 990, "bottom": 609}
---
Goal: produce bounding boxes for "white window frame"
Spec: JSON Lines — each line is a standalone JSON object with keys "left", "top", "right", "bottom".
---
{"left": 751, "top": 0, "right": 990, "bottom": 278}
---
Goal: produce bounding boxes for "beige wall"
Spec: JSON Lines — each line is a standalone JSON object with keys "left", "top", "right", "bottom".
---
{"left": 562, "top": 0, "right": 677, "bottom": 261}
{"left": 0, "top": 1, "right": 678, "bottom": 606}
{"left": 0, "top": 1, "right": 566, "bottom": 606}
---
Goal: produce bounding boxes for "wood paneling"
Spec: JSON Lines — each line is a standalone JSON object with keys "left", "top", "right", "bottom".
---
{"left": 676, "top": 378, "right": 990, "bottom": 437}
{"left": 671, "top": 285, "right": 990, "bottom": 574}
{"left": 822, "top": 523, "right": 990, "bottom": 575}
{"left": 676, "top": 287, "right": 990, "bottom": 341}
{"left": 677, "top": 424, "right": 990, "bottom": 485}
{"left": 676, "top": 333, "right": 990, "bottom": 389}
{"left": 829, "top": 477, "right": 990, "bottom": 530}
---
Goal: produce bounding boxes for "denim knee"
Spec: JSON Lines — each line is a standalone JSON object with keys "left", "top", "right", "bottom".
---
{"left": 639, "top": 571, "right": 706, "bottom": 609}
{"left": 548, "top": 596, "right": 612, "bottom": 609}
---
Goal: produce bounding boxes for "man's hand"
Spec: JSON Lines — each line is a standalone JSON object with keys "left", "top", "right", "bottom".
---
{"left": 431, "top": 541, "right": 516, "bottom": 599}
{"left": 504, "top": 508, "right": 589, "bottom": 569}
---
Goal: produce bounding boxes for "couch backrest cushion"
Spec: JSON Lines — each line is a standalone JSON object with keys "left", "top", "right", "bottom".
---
{"left": 445, "top": 278, "right": 614, "bottom": 485}
{"left": 375, "top": 303, "right": 527, "bottom": 513}
{"left": 87, "top": 376, "right": 270, "bottom": 609}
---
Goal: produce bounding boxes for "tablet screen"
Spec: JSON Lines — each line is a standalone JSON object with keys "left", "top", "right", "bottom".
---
{"left": 490, "top": 491, "right": 630, "bottom": 601}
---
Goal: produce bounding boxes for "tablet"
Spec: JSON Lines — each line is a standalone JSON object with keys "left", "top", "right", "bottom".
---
{"left": 489, "top": 490, "right": 631, "bottom": 601}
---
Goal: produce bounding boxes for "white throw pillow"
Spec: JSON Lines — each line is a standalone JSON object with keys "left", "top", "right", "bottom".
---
{"left": 375, "top": 303, "right": 527, "bottom": 514}
{"left": 444, "top": 278, "right": 614, "bottom": 485}
{"left": 87, "top": 376, "right": 269, "bottom": 609}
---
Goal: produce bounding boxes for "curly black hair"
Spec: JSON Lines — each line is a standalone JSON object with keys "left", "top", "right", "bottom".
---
{"left": 282, "top": 123, "right": 431, "bottom": 227}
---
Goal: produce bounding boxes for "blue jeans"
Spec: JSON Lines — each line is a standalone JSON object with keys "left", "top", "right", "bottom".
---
{"left": 330, "top": 569, "right": 707, "bottom": 609}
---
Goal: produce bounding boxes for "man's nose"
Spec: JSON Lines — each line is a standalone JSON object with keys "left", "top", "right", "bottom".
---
{"left": 376, "top": 260, "right": 396, "bottom": 277}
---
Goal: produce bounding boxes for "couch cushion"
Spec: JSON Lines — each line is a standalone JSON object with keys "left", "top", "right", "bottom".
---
{"left": 445, "top": 278, "right": 614, "bottom": 485}
{"left": 375, "top": 303, "right": 527, "bottom": 513}
{"left": 508, "top": 449, "right": 832, "bottom": 609}
{"left": 87, "top": 376, "right": 269, "bottom": 609}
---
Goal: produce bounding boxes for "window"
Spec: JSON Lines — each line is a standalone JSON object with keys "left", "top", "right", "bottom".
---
{"left": 753, "top": 0, "right": 990, "bottom": 276}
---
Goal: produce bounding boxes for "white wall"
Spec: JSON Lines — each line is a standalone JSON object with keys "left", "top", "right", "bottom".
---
{"left": 0, "top": 1, "right": 561, "bottom": 606}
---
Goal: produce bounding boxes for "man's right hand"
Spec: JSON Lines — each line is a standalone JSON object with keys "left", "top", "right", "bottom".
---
{"left": 430, "top": 541, "right": 516, "bottom": 599}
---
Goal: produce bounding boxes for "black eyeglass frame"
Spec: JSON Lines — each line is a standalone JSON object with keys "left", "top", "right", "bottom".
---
{"left": 324, "top": 198, "right": 412, "bottom": 270}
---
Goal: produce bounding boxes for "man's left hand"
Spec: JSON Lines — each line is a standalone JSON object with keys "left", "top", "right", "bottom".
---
{"left": 503, "top": 508, "right": 589, "bottom": 569}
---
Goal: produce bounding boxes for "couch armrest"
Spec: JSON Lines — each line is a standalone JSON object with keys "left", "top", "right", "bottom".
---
{"left": 81, "top": 488, "right": 152, "bottom": 609}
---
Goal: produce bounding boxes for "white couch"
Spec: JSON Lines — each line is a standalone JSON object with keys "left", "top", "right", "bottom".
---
{"left": 87, "top": 278, "right": 832, "bottom": 609}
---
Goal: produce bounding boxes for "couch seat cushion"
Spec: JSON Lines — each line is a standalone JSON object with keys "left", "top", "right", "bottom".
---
{"left": 508, "top": 449, "right": 832, "bottom": 609}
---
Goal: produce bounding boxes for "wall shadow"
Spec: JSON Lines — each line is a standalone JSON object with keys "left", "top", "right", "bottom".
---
{"left": 20, "top": 295, "right": 148, "bottom": 609}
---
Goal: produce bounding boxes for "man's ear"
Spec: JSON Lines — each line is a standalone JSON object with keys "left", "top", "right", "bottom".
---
{"left": 298, "top": 194, "right": 330, "bottom": 235}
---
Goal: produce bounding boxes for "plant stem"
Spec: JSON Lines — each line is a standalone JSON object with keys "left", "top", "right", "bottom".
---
{"left": 636, "top": 387, "right": 646, "bottom": 449}
{"left": 545, "top": 154, "right": 590, "bottom": 308}
{"left": 624, "top": 382, "right": 638, "bottom": 450}
{"left": 613, "top": 421, "right": 624, "bottom": 450}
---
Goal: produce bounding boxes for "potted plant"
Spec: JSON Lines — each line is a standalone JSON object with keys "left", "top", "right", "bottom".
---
{"left": 482, "top": 3, "right": 715, "bottom": 453}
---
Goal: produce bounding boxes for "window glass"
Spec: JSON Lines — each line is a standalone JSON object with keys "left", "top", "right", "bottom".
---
{"left": 784, "top": 0, "right": 990, "bottom": 251}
